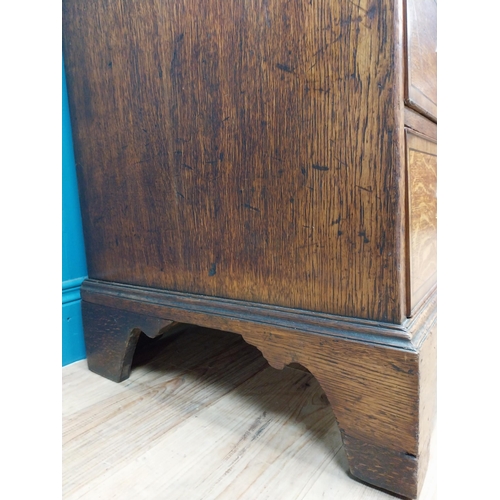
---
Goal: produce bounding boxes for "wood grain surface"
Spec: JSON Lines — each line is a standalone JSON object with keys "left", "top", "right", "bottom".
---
{"left": 237, "top": 323, "right": 436, "bottom": 498}
{"left": 404, "top": 0, "right": 437, "bottom": 120}
{"left": 417, "top": 321, "right": 437, "bottom": 493}
{"left": 63, "top": 326, "right": 437, "bottom": 499}
{"left": 79, "top": 284, "right": 436, "bottom": 498}
{"left": 63, "top": 0, "right": 407, "bottom": 323}
{"left": 405, "top": 131, "right": 437, "bottom": 316}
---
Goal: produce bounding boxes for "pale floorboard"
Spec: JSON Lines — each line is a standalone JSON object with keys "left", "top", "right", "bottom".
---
{"left": 63, "top": 326, "right": 436, "bottom": 500}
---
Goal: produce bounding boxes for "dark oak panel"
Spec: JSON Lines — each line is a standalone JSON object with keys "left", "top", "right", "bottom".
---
{"left": 63, "top": 0, "right": 406, "bottom": 323}
{"left": 405, "top": 0, "right": 437, "bottom": 120}
{"left": 405, "top": 131, "right": 437, "bottom": 315}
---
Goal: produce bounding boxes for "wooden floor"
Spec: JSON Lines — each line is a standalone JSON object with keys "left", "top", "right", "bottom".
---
{"left": 63, "top": 326, "right": 436, "bottom": 499}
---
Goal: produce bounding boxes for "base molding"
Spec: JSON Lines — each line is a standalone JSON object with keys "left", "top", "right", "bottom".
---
{"left": 81, "top": 279, "right": 436, "bottom": 351}
{"left": 80, "top": 279, "right": 436, "bottom": 498}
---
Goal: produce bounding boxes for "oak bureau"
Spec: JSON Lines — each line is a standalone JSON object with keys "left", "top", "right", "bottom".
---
{"left": 63, "top": 0, "right": 437, "bottom": 497}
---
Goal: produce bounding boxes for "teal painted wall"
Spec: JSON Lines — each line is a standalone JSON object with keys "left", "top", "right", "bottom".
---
{"left": 62, "top": 57, "right": 88, "bottom": 366}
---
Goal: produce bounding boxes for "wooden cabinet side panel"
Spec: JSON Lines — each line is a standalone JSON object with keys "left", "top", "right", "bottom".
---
{"left": 63, "top": 0, "right": 406, "bottom": 322}
{"left": 405, "top": 131, "right": 437, "bottom": 315}
{"left": 405, "top": 0, "right": 437, "bottom": 120}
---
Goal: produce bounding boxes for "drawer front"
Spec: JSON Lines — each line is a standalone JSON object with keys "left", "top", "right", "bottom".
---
{"left": 405, "top": 0, "right": 437, "bottom": 120}
{"left": 406, "top": 131, "right": 437, "bottom": 316}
